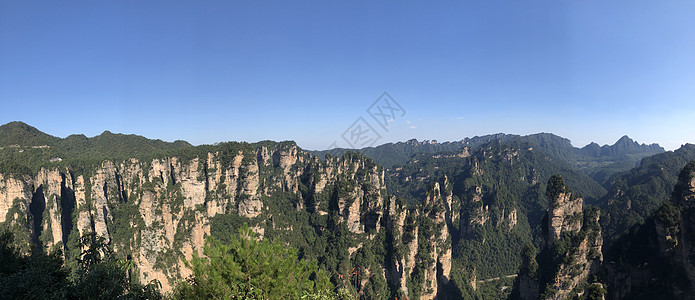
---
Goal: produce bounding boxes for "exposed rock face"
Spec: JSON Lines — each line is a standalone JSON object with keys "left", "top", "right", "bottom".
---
{"left": 0, "top": 174, "right": 33, "bottom": 253}
{"left": 386, "top": 176, "right": 454, "bottom": 300}
{"left": 1, "top": 137, "right": 486, "bottom": 299}
{"left": 508, "top": 208, "right": 518, "bottom": 230}
{"left": 425, "top": 178, "right": 454, "bottom": 298}
{"left": 667, "top": 163, "right": 695, "bottom": 291}
{"left": 401, "top": 210, "right": 419, "bottom": 298}
{"left": 547, "top": 191, "right": 583, "bottom": 245}
{"left": 344, "top": 188, "right": 363, "bottom": 233}
{"left": 518, "top": 175, "right": 603, "bottom": 300}
{"left": 0, "top": 142, "right": 395, "bottom": 293}
{"left": 605, "top": 161, "right": 695, "bottom": 299}
{"left": 31, "top": 167, "right": 78, "bottom": 251}
{"left": 74, "top": 175, "right": 91, "bottom": 239}
{"left": 674, "top": 161, "right": 695, "bottom": 205}
{"left": 237, "top": 157, "right": 262, "bottom": 218}
{"left": 320, "top": 153, "right": 386, "bottom": 234}
{"left": 461, "top": 186, "right": 488, "bottom": 234}
{"left": 90, "top": 161, "right": 117, "bottom": 244}
{"left": 385, "top": 194, "right": 410, "bottom": 296}
{"left": 0, "top": 174, "right": 31, "bottom": 224}
{"left": 545, "top": 209, "right": 603, "bottom": 300}
{"left": 273, "top": 144, "right": 303, "bottom": 193}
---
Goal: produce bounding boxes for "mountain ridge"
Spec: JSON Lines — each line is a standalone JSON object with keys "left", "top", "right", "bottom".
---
{"left": 0, "top": 121, "right": 192, "bottom": 148}
{"left": 312, "top": 132, "right": 665, "bottom": 187}
{"left": 2, "top": 121, "right": 663, "bottom": 163}
{"left": 1, "top": 121, "right": 665, "bottom": 188}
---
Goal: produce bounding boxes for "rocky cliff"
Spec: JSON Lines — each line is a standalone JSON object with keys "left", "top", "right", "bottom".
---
{"left": 413, "top": 177, "right": 454, "bottom": 299}
{"left": 375, "top": 176, "right": 456, "bottom": 299}
{"left": 604, "top": 160, "right": 695, "bottom": 299}
{"left": 0, "top": 142, "right": 402, "bottom": 293}
{"left": 0, "top": 139, "right": 473, "bottom": 299}
{"left": 517, "top": 175, "right": 604, "bottom": 300}
{"left": 513, "top": 161, "right": 695, "bottom": 300}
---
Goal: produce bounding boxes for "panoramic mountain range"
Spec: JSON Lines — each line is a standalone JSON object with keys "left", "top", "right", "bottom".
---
{"left": 1, "top": 121, "right": 695, "bottom": 299}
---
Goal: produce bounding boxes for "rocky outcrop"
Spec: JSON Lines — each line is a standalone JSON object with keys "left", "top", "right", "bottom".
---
{"left": 517, "top": 175, "right": 603, "bottom": 300}
{"left": 461, "top": 186, "right": 488, "bottom": 234}
{"left": 508, "top": 208, "right": 518, "bottom": 230}
{"left": 545, "top": 208, "right": 603, "bottom": 300}
{"left": 385, "top": 195, "right": 410, "bottom": 296}
{"left": 546, "top": 191, "right": 582, "bottom": 246}
{"left": 237, "top": 157, "right": 262, "bottom": 218}
{"left": 424, "top": 177, "right": 454, "bottom": 298}
{"left": 89, "top": 161, "right": 117, "bottom": 243}
{"left": 604, "top": 161, "right": 695, "bottom": 299}
{"left": 319, "top": 153, "right": 386, "bottom": 234}
{"left": 673, "top": 160, "right": 695, "bottom": 205}
{"left": 0, "top": 173, "right": 33, "bottom": 253}
{"left": 0, "top": 142, "right": 396, "bottom": 293}
{"left": 74, "top": 175, "right": 91, "bottom": 238}
{"left": 0, "top": 174, "right": 31, "bottom": 224}
{"left": 386, "top": 176, "right": 454, "bottom": 300}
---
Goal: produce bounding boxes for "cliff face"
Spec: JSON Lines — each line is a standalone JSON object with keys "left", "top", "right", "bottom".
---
{"left": 514, "top": 161, "right": 695, "bottom": 300}
{"left": 673, "top": 160, "right": 695, "bottom": 205}
{"left": 460, "top": 186, "right": 487, "bottom": 234}
{"left": 420, "top": 177, "right": 454, "bottom": 299}
{"left": 518, "top": 175, "right": 603, "bottom": 300}
{"left": 547, "top": 191, "right": 582, "bottom": 246}
{"left": 0, "top": 173, "right": 33, "bottom": 253}
{"left": 605, "top": 161, "right": 695, "bottom": 299}
{"left": 385, "top": 176, "right": 455, "bottom": 300}
{"left": 0, "top": 143, "right": 418, "bottom": 294}
{"left": 0, "top": 174, "right": 31, "bottom": 225}
{"left": 544, "top": 207, "right": 603, "bottom": 300}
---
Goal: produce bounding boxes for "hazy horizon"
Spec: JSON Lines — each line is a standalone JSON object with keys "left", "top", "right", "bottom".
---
{"left": 2, "top": 1, "right": 693, "bottom": 151}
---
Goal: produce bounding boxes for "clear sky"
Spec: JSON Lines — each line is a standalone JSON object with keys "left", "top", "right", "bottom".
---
{"left": 1, "top": 1, "right": 694, "bottom": 150}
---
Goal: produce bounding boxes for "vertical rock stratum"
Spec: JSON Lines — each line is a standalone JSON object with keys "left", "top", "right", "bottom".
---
{"left": 0, "top": 142, "right": 428, "bottom": 294}
{"left": 517, "top": 175, "right": 603, "bottom": 300}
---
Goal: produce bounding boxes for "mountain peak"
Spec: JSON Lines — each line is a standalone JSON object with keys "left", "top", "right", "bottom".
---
{"left": 0, "top": 121, "right": 39, "bottom": 134}
{"left": 608, "top": 135, "right": 664, "bottom": 155}
{"left": 614, "top": 135, "right": 636, "bottom": 145}
{"left": 405, "top": 138, "right": 420, "bottom": 146}
{"left": 0, "top": 121, "right": 58, "bottom": 147}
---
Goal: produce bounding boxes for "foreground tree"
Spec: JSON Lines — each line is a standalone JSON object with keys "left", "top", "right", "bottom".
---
{"left": 175, "top": 225, "right": 336, "bottom": 299}
{"left": 0, "top": 230, "right": 162, "bottom": 299}
{"left": 69, "top": 234, "right": 162, "bottom": 300}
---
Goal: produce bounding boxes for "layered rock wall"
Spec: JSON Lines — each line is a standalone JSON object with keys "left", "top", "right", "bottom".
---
{"left": 0, "top": 143, "right": 397, "bottom": 293}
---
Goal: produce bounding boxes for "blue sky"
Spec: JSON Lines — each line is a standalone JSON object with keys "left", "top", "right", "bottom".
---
{"left": 1, "top": 1, "right": 694, "bottom": 150}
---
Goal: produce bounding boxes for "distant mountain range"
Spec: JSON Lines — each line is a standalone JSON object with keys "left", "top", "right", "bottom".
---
{"left": 0, "top": 121, "right": 192, "bottom": 155}
{"left": 1, "top": 121, "right": 664, "bottom": 186}
{"left": 312, "top": 132, "right": 664, "bottom": 185}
